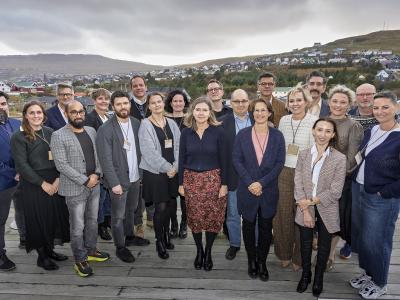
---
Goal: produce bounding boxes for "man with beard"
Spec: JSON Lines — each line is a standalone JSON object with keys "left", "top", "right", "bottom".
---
{"left": 0, "top": 91, "right": 21, "bottom": 271}
{"left": 305, "top": 71, "right": 330, "bottom": 117}
{"left": 51, "top": 100, "right": 110, "bottom": 277}
{"left": 96, "top": 91, "right": 147, "bottom": 263}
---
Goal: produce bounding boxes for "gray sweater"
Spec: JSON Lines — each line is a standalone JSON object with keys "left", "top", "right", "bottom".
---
{"left": 138, "top": 117, "right": 180, "bottom": 174}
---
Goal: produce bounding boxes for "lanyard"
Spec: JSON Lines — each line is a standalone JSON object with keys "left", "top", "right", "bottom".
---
{"left": 133, "top": 101, "right": 147, "bottom": 119}
{"left": 151, "top": 116, "right": 169, "bottom": 140}
{"left": 360, "top": 122, "right": 398, "bottom": 156}
{"left": 290, "top": 116, "right": 305, "bottom": 144}
{"left": 35, "top": 129, "right": 50, "bottom": 147}
{"left": 118, "top": 119, "right": 130, "bottom": 142}
{"left": 253, "top": 127, "right": 269, "bottom": 156}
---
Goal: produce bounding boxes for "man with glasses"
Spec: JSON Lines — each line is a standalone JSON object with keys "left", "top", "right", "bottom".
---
{"left": 51, "top": 100, "right": 110, "bottom": 277}
{"left": 206, "top": 79, "right": 232, "bottom": 119}
{"left": 220, "top": 89, "right": 254, "bottom": 260}
{"left": 305, "top": 71, "right": 330, "bottom": 117}
{"left": 46, "top": 83, "right": 74, "bottom": 130}
{"left": 257, "top": 72, "right": 287, "bottom": 127}
{"left": 349, "top": 83, "right": 379, "bottom": 131}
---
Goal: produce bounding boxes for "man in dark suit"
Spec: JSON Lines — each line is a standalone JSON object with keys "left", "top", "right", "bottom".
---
{"left": 257, "top": 72, "right": 288, "bottom": 127}
{"left": 128, "top": 75, "right": 153, "bottom": 239}
{"left": 220, "top": 89, "right": 254, "bottom": 260}
{"left": 97, "top": 91, "right": 148, "bottom": 263}
{"left": 0, "top": 92, "right": 20, "bottom": 271}
{"left": 45, "top": 83, "right": 74, "bottom": 130}
{"left": 85, "top": 88, "right": 112, "bottom": 241}
{"left": 306, "top": 71, "right": 330, "bottom": 117}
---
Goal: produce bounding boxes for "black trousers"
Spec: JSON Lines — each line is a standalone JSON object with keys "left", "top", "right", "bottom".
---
{"left": 170, "top": 196, "right": 187, "bottom": 224}
{"left": 242, "top": 208, "right": 273, "bottom": 262}
{"left": 339, "top": 177, "right": 352, "bottom": 244}
{"left": 299, "top": 208, "right": 332, "bottom": 274}
{"left": 154, "top": 200, "right": 173, "bottom": 241}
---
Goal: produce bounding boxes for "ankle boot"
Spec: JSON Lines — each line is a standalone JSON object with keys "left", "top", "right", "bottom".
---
{"left": 247, "top": 256, "right": 258, "bottom": 279}
{"left": 156, "top": 240, "right": 169, "bottom": 260}
{"left": 164, "top": 230, "right": 174, "bottom": 250}
{"left": 258, "top": 261, "right": 269, "bottom": 282}
{"left": 170, "top": 219, "right": 178, "bottom": 239}
{"left": 203, "top": 247, "right": 213, "bottom": 271}
{"left": 36, "top": 248, "right": 58, "bottom": 270}
{"left": 297, "top": 271, "right": 312, "bottom": 293}
{"left": 194, "top": 246, "right": 204, "bottom": 270}
{"left": 312, "top": 267, "right": 324, "bottom": 297}
{"left": 178, "top": 221, "right": 187, "bottom": 239}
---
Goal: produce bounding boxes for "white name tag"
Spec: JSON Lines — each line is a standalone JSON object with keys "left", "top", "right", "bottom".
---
{"left": 123, "top": 140, "right": 131, "bottom": 151}
{"left": 165, "top": 139, "right": 173, "bottom": 149}
{"left": 355, "top": 151, "right": 363, "bottom": 166}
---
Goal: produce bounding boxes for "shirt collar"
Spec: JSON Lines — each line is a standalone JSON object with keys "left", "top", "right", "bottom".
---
{"left": 311, "top": 144, "right": 331, "bottom": 157}
{"left": 234, "top": 112, "right": 249, "bottom": 121}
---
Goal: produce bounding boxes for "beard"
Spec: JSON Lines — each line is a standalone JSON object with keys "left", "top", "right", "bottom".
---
{"left": 68, "top": 118, "right": 84, "bottom": 129}
{"left": 115, "top": 109, "right": 129, "bottom": 119}
{"left": 0, "top": 109, "right": 8, "bottom": 124}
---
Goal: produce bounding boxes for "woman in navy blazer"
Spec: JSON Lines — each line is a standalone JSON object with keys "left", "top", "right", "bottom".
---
{"left": 233, "top": 99, "right": 285, "bottom": 281}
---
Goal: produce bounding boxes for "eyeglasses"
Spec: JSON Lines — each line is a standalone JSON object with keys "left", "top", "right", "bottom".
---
{"left": 258, "top": 82, "right": 274, "bottom": 87}
{"left": 231, "top": 100, "right": 249, "bottom": 105}
{"left": 356, "top": 93, "right": 375, "bottom": 98}
{"left": 69, "top": 110, "right": 85, "bottom": 117}
{"left": 207, "top": 87, "right": 222, "bottom": 93}
{"left": 58, "top": 93, "right": 73, "bottom": 98}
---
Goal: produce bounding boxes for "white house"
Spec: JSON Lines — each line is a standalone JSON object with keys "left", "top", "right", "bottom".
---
{"left": 0, "top": 81, "right": 11, "bottom": 93}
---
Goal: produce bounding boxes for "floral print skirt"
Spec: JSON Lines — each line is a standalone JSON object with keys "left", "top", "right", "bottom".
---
{"left": 183, "top": 168, "right": 227, "bottom": 233}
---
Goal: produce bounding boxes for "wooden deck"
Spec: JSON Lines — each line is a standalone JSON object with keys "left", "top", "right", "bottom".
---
{"left": 1, "top": 206, "right": 399, "bottom": 300}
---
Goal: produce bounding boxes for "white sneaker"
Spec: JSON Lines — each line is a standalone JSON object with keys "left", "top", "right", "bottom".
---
{"left": 350, "top": 273, "right": 371, "bottom": 289}
{"left": 9, "top": 220, "right": 18, "bottom": 230}
{"left": 359, "top": 281, "right": 387, "bottom": 299}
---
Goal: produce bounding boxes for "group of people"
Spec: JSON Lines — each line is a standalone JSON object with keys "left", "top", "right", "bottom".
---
{"left": 0, "top": 70, "right": 399, "bottom": 299}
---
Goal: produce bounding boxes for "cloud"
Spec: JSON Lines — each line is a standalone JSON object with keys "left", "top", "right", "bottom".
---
{"left": 0, "top": 0, "right": 399, "bottom": 65}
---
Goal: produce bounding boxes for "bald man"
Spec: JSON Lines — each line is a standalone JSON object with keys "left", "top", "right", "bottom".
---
{"left": 220, "top": 89, "right": 254, "bottom": 260}
{"left": 349, "top": 83, "right": 379, "bottom": 131}
{"left": 51, "top": 101, "right": 110, "bottom": 277}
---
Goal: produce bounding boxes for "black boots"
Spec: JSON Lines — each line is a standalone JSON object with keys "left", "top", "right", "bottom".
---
{"left": 194, "top": 246, "right": 204, "bottom": 270}
{"left": 258, "top": 261, "right": 269, "bottom": 281}
{"left": 98, "top": 223, "right": 112, "bottom": 240}
{"left": 247, "top": 256, "right": 258, "bottom": 279}
{"left": 170, "top": 218, "right": 178, "bottom": 239}
{"left": 164, "top": 229, "right": 174, "bottom": 250}
{"left": 178, "top": 221, "right": 187, "bottom": 239}
{"left": 36, "top": 248, "right": 58, "bottom": 270}
{"left": 203, "top": 247, "right": 213, "bottom": 271}
{"left": 312, "top": 267, "right": 324, "bottom": 297}
{"left": 297, "top": 271, "right": 312, "bottom": 293}
{"left": 156, "top": 240, "right": 169, "bottom": 260}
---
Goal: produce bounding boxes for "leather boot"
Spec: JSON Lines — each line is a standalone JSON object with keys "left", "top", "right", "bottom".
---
{"left": 312, "top": 266, "right": 324, "bottom": 297}
{"left": 156, "top": 240, "right": 169, "bottom": 260}
{"left": 203, "top": 247, "right": 213, "bottom": 271}
{"left": 297, "top": 271, "right": 312, "bottom": 293}
{"left": 247, "top": 251, "right": 258, "bottom": 279}
{"left": 178, "top": 221, "right": 187, "bottom": 239}
{"left": 37, "top": 248, "right": 58, "bottom": 270}
{"left": 170, "top": 218, "right": 178, "bottom": 239}
{"left": 164, "top": 229, "right": 174, "bottom": 250}
{"left": 258, "top": 261, "right": 269, "bottom": 282}
{"left": 194, "top": 246, "right": 204, "bottom": 270}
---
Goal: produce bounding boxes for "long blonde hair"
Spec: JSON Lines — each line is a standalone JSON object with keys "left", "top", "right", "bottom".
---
{"left": 184, "top": 96, "right": 221, "bottom": 130}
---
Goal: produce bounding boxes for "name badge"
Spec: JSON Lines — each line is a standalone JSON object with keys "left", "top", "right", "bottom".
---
{"left": 287, "top": 144, "right": 299, "bottom": 155}
{"left": 123, "top": 140, "right": 131, "bottom": 151}
{"left": 48, "top": 151, "right": 53, "bottom": 161}
{"left": 355, "top": 151, "right": 363, "bottom": 166}
{"left": 165, "top": 139, "right": 173, "bottom": 149}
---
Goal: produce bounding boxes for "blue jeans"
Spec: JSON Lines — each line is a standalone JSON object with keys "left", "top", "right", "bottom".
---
{"left": 65, "top": 185, "right": 100, "bottom": 262}
{"left": 352, "top": 182, "right": 400, "bottom": 287}
{"left": 227, "top": 191, "right": 241, "bottom": 247}
{"left": 98, "top": 184, "right": 111, "bottom": 224}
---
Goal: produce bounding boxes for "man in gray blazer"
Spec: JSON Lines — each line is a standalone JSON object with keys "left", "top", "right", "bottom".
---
{"left": 51, "top": 100, "right": 110, "bottom": 277}
{"left": 96, "top": 91, "right": 146, "bottom": 263}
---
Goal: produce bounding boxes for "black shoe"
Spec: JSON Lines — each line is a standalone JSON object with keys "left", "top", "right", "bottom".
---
{"left": 125, "top": 236, "right": 150, "bottom": 246}
{"left": 0, "top": 253, "right": 16, "bottom": 271}
{"left": 312, "top": 268, "right": 324, "bottom": 297}
{"left": 156, "top": 240, "right": 169, "bottom": 259}
{"left": 47, "top": 250, "right": 68, "bottom": 261}
{"left": 203, "top": 248, "right": 213, "bottom": 271}
{"left": 178, "top": 222, "right": 187, "bottom": 239}
{"left": 98, "top": 224, "right": 112, "bottom": 241}
{"left": 116, "top": 247, "right": 135, "bottom": 263}
{"left": 247, "top": 259, "right": 258, "bottom": 279}
{"left": 18, "top": 239, "right": 26, "bottom": 250}
{"left": 170, "top": 219, "right": 178, "bottom": 239}
{"left": 258, "top": 262, "right": 269, "bottom": 282}
{"left": 225, "top": 246, "right": 240, "bottom": 260}
{"left": 164, "top": 231, "right": 175, "bottom": 250}
{"left": 194, "top": 247, "right": 204, "bottom": 270}
{"left": 297, "top": 271, "right": 312, "bottom": 293}
{"left": 37, "top": 255, "right": 59, "bottom": 270}
{"left": 104, "top": 215, "right": 112, "bottom": 229}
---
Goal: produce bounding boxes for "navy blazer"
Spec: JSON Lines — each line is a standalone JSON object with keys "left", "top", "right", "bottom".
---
{"left": 0, "top": 118, "right": 21, "bottom": 191}
{"left": 232, "top": 127, "right": 285, "bottom": 221}
{"left": 220, "top": 113, "right": 254, "bottom": 191}
{"left": 320, "top": 99, "right": 330, "bottom": 117}
{"left": 84, "top": 109, "right": 108, "bottom": 131}
{"left": 45, "top": 105, "right": 66, "bottom": 130}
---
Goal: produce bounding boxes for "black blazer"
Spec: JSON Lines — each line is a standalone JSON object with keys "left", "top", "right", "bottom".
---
{"left": 129, "top": 99, "right": 150, "bottom": 120}
{"left": 220, "top": 113, "right": 254, "bottom": 191}
{"left": 85, "top": 109, "right": 107, "bottom": 131}
{"left": 45, "top": 105, "right": 66, "bottom": 131}
{"left": 320, "top": 99, "right": 330, "bottom": 117}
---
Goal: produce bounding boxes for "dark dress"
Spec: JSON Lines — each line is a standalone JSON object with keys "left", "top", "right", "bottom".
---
{"left": 10, "top": 127, "right": 70, "bottom": 252}
{"left": 142, "top": 122, "right": 178, "bottom": 204}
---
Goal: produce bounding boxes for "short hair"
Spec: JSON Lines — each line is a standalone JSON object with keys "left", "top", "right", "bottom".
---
{"left": 110, "top": 91, "right": 130, "bottom": 105}
{"left": 164, "top": 90, "right": 189, "bottom": 113}
{"left": 286, "top": 83, "right": 313, "bottom": 110}
{"left": 130, "top": 75, "right": 146, "bottom": 89}
{"left": 374, "top": 90, "right": 398, "bottom": 105}
{"left": 56, "top": 83, "right": 74, "bottom": 95}
{"left": 312, "top": 117, "right": 338, "bottom": 149}
{"left": 306, "top": 71, "right": 327, "bottom": 85}
{"left": 91, "top": 88, "right": 111, "bottom": 100}
{"left": 0, "top": 91, "right": 9, "bottom": 101}
{"left": 146, "top": 92, "right": 164, "bottom": 104}
{"left": 257, "top": 72, "right": 276, "bottom": 83}
{"left": 250, "top": 98, "right": 274, "bottom": 124}
{"left": 328, "top": 84, "right": 355, "bottom": 105}
{"left": 207, "top": 79, "right": 223, "bottom": 91}
{"left": 184, "top": 96, "right": 221, "bottom": 130}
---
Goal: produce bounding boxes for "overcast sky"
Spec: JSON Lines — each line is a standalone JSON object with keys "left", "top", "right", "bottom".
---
{"left": 0, "top": 0, "right": 399, "bottom": 66}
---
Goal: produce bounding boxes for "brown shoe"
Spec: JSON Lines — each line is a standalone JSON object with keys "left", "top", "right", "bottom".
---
{"left": 134, "top": 224, "right": 145, "bottom": 238}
